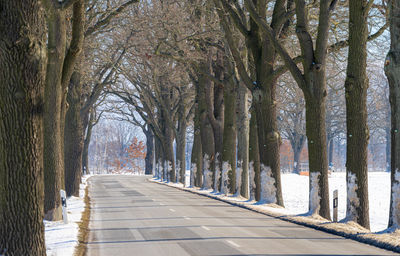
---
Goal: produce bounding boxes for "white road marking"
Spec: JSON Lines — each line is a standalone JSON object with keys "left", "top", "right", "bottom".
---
{"left": 159, "top": 203, "right": 165, "bottom": 205}
{"left": 226, "top": 240, "right": 240, "bottom": 248}
{"left": 169, "top": 208, "right": 176, "bottom": 212}
{"left": 201, "top": 225, "right": 210, "bottom": 231}
{"left": 184, "top": 217, "right": 191, "bottom": 220}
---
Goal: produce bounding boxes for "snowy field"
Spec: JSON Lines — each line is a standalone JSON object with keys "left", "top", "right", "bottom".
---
{"left": 44, "top": 175, "right": 90, "bottom": 256}
{"left": 282, "top": 172, "right": 390, "bottom": 232}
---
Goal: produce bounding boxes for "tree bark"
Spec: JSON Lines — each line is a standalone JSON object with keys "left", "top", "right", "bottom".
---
{"left": 199, "top": 71, "right": 215, "bottom": 189}
{"left": 144, "top": 128, "right": 155, "bottom": 175}
{"left": 344, "top": 0, "right": 370, "bottom": 229}
{"left": 249, "top": 107, "right": 261, "bottom": 201}
{"left": 384, "top": 0, "right": 400, "bottom": 229}
{"left": 304, "top": 94, "right": 330, "bottom": 219}
{"left": 42, "top": 2, "right": 66, "bottom": 221}
{"left": 64, "top": 71, "right": 84, "bottom": 197}
{"left": 176, "top": 103, "right": 188, "bottom": 183}
{"left": 238, "top": 84, "right": 250, "bottom": 198}
{"left": 82, "top": 110, "right": 95, "bottom": 175}
{"left": 290, "top": 134, "right": 306, "bottom": 174}
{"left": 222, "top": 77, "right": 237, "bottom": 194}
{"left": 0, "top": 1, "right": 46, "bottom": 254}
{"left": 191, "top": 99, "right": 203, "bottom": 187}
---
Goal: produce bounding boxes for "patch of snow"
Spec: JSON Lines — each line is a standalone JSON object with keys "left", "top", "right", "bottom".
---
{"left": 346, "top": 172, "right": 360, "bottom": 222}
{"left": 45, "top": 175, "right": 91, "bottom": 256}
{"left": 221, "top": 162, "right": 230, "bottom": 195}
{"left": 259, "top": 164, "right": 276, "bottom": 204}
{"left": 309, "top": 172, "right": 320, "bottom": 215}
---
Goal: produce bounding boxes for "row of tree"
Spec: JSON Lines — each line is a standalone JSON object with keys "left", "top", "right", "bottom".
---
{"left": 104, "top": 0, "right": 397, "bottom": 232}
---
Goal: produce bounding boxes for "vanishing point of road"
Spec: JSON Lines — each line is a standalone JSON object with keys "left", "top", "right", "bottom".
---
{"left": 86, "top": 175, "right": 397, "bottom": 256}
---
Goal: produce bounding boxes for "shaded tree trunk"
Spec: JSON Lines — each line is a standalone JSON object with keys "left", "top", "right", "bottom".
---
{"left": 384, "top": 0, "right": 400, "bottom": 229}
{"left": 176, "top": 103, "right": 188, "bottom": 183}
{"left": 249, "top": 107, "right": 261, "bottom": 201}
{"left": 64, "top": 72, "right": 84, "bottom": 197}
{"left": 144, "top": 128, "right": 154, "bottom": 175}
{"left": 290, "top": 135, "right": 306, "bottom": 174}
{"left": 344, "top": 0, "right": 370, "bottom": 229}
{"left": 82, "top": 110, "right": 95, "bottom": 175}
{"left": 43, "top": 3, "right": 66, "bottom": 221}
{"left": 0, "top": 1, "right": 46, "bottom": 254}
{"left": 199, "top": 72, "right": 215, "bottom": 189}
{"left": 191, "top": 100, "right": 203, "bottom": 187}
{"left": 222, "top": 79, "right": 237, "bottom": 194}
{"left": 328, "top": 138, "right": 334, "bottom": 170}
{"left": 238, "top": 85, "right": 250, "bottom": 198}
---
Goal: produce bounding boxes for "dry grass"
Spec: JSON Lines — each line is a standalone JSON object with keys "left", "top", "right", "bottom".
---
{"left": 74, "top": 185, "right": 91, "bottom": 256}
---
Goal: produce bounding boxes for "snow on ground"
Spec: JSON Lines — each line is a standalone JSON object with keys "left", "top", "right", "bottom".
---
{"left": 282, "top": 172, "right": 390, "bottom": 232}
{"left": 45, "top": 175, "right": 91, "bottom": 256}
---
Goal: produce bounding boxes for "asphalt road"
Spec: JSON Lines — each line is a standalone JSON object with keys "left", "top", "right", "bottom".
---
{"left": 86, "top": 175, "right": 397, "bottom": 256}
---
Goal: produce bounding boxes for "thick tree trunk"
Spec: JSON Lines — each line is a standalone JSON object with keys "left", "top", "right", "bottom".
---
{"left": 222, "top": 80, "right": 237, "bottom": 194}
{"left": 64, "top": 72, "right": 84, "bottom": 197}
{"left": 304, "top": 94, "right": 330, "bottom": 220}
{"left": 252, "top": 79, "right": 283, "bottom": 206}
{"left": 249, "top": 107, "right": 261, "bottom": 201}
{"left": 155, "top": 136, "right": 164, "bottom": 180}
{"left": 385, "top": 127, "right": 391, "bottom": 172}
{"left": 43, "top": 5, "right": 66, "bottom": 221}
{"left": 384, "top": 0, "right": 400, "bottom": 229}
{"left": 344, "top": 0, "right": 370, "bottom": 229}
{"left": 144, "top": 128, "right": 154, "bottom": 175}
{"left": 0, "top": 1, "right": 46, "bottom": 254}
{"left": 238, "top": 85, "right": 250, "bottom": 198}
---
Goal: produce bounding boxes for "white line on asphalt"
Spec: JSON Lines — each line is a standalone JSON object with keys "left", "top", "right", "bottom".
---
{"left": 159, "top": 203, "right": 165, "bottom": 205}
{"left": 184, "top": 217, "right": 191, "bottom": 220}
{"left": 169, "top": 208, "right": 176, "bottom": 212}
{"left": 201, "top": 225, "right": 210, "bottom": 231}
{"left": 226, "top": 240, "right": 240, "bottom": 248}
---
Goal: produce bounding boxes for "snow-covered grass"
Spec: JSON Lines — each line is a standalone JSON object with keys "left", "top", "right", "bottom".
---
{"left": 152, "top": 171, "right": 400, "bottom": 252}
{"left": 282, "top": 171, "right": 391, "bottom": 232}
{"left": 45, "top": 175, "right": 91, "bottom": 256}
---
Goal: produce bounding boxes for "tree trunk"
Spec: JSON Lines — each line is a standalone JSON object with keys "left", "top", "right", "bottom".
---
{"left": 249, "top": 107, "right": 261, "bottom": 201}
{"left": 290, "top": 135, "right": 305, "bottom": 174}
{"left": 386, "top": 127, "right": 391, "bottom": 172}
{"left": 191, "top": 100, "right": 203, "bottom": 187}
{"left": 176, "top": 104, "right": 188, "bottom": 183}
{"left": 199, "top": 73, "right": 215, "bottom": 189}
{"left": 384, "top": 0, "right": 400, "bottom": 229}
{"left": 43, "top": 4, "right": 66, "bottom": 221}
{"left": 252, "top": 79, "right": 283, "bottom": 206}
{"left": 144, "top": 128, "right": 154, "bottom": 175}
{"left": 238, "top": 84, "right": 250, "bottom": 198}
{"left": 304, "top": 93, "right": 330, "bottom": 220}
{"left": 328, "top": 138, "right": 334, "bottom": 170}
{"left": 222, "top": 79, "right": 237, "bottom": 194}
{"left": 82, "top": 110, "right": 95, "bottom": 175}
{"left": 64, "top": 72, "right": 84, "bottom": 197}
{"left": 0, "top": 1, "right": 46, "bottom": 254}
{"left": 344, "top": 0, "right": 370, "bottom": 229}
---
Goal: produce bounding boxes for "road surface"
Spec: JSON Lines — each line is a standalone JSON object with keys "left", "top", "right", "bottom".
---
{"left": 86, "top": 175, "right": 396, "bottom": 256}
